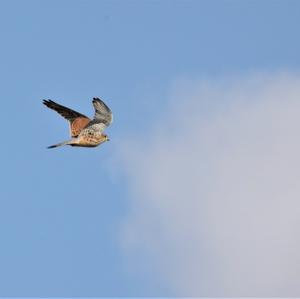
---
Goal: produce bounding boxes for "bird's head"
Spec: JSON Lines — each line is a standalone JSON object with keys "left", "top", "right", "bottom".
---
{"left": 103, "top": 134, "right": 110, "bottom": 142}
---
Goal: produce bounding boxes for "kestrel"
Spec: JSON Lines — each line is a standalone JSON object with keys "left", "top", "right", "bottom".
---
{"left": 43, "top": 97, "right": 113, "bottom": 149}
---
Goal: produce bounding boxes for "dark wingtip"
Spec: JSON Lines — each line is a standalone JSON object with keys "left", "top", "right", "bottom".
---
{"left": 93, "top": 97, "right": 105, "bottom": 103}
{"left": 43, "top": 99, "right": 52, "bottom": 106}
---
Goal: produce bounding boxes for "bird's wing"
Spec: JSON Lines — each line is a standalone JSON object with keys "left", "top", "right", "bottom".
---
{"left": 43, "top": 99, "right": 91, "bottom": 137}
{"left": 92, "top": 97, "right": 113, "bottom": 127}
{"left": 43, "top": 100, "right": 88, "bottom": 120}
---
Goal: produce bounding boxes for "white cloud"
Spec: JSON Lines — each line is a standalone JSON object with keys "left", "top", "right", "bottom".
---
{"left": 119, "top": 72, "right": 300, "bottom": 296}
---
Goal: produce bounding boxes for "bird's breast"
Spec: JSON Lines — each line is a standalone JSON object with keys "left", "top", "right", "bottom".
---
{"left": 77, "top": 129, "right": 106, "bottom": 147}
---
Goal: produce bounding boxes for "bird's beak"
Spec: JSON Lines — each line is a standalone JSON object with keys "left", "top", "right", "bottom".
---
{"left": 107, "top": 137, "right": 110, "bottom": 141}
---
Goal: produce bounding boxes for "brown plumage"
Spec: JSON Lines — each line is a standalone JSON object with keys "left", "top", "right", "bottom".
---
{"left": 43, "top": 98, "right": 113, "bottom": 148}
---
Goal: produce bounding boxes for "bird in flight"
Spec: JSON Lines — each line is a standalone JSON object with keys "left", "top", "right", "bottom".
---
{"left": 43, "top": 97, "right": 113, "bottom": 149}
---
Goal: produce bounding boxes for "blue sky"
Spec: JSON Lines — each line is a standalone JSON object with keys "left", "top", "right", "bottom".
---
{"left": 1, "top": 0, "right": 300, "bottom": 297}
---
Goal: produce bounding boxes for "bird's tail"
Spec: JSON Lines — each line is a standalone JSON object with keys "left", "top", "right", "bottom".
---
{"left": 47, "top": 139, "right": 76, "bottom": 149}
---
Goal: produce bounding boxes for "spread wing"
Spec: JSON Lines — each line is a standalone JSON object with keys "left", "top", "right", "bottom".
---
{"left": 43, "top": 99, "right": 91, "bottom": 137}
{"left": 92, "top": 97, "right": 113, "bottom": 127}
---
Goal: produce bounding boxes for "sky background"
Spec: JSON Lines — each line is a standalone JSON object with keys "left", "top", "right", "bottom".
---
{"left": 1, "top": 0, "right": 300, "bottom": 297}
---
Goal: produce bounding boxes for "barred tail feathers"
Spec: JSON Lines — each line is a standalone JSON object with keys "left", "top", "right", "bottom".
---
{"left": 47, "top": 139, "right": 76, "bottom": 149}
